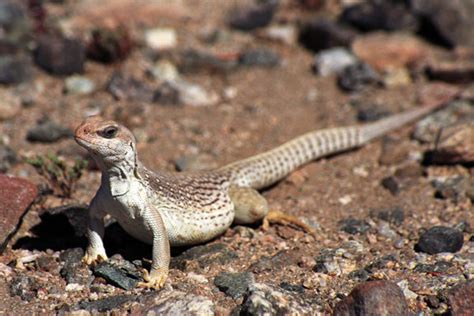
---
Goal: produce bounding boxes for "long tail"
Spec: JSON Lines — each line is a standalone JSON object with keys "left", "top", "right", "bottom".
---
{"left": 219, "top": 102, "right": 450, "bottom": 189}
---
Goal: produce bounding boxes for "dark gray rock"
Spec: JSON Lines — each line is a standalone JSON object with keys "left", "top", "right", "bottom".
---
{"left": 414, "top": 261, "right": 452, "bottom": 273}
{"left": 415, "top": 226, "right": 464, "bottom": 254}
{"left": 78, "top": 294, "right": 139, "bottom": 312}
{"left": 93, "top": 261, "right": 140, "bottom": 290}
{"left": 338, "top": 218, "right": 370, "bottom": 234}
{"left": 214, "top": 272, "right": 254, "bottom": 299}
{"left": 239, "top": 48, "right": 280, "bottom": 68}
{"left": 0, "top": 144, "right": 16, "bottom": 172}
{"left": 341, "top": 0, "right": 418, "bottom": 32}
{"left": 412, "top": 0, "right": 474, "bottom": 48}
{"left": 280, "top": 282, "right": 305, "bottom": 294}
{"left": 299, "top": 18, "right": 357, "bottom": 52}
{"left": 26, "top": 118, "right": 72, "bottom": 143}
{"left": 333, "top": 280, "right": 409, "bottom": 316}
{"left": 0, "top": 55, "right": 32, "bottom": 84}
{"left": 178, "top": 49, "right": 237, "bottom": 74}
{"left": 60, "top": 248, "right": 93, "bottom": 286}
{"left": 227, "top": 1, "right": 278, "bottom": 31}
{"left": 337, "top": 62, "right": 379, "bottom": 92}
{"left": 369, "top": 207, "right": 405, "bottom": 226}
{"left": 34, "top": 35, "right": 85, "bottom": 75}
{"left": 9, "top": 275, "right": 39, "bottom": 302}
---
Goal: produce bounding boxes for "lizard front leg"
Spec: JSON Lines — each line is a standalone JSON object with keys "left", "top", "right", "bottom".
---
{"left": 138, "top": 205, "right": 170, "bottom": 290}
{"left": 83, "top": 197, "right": 108, "bottom": 264}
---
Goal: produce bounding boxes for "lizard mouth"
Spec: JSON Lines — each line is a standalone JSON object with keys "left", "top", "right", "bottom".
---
{"left": 74, "top": 136, "right": 92, "bottom": 147}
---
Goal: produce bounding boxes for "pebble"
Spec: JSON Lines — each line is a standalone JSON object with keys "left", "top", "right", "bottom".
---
{"left": 106, "top": 71, "right": 155, "bottom": 102}
{"left": 299, "top": 18, "right": 356, "bottom": 52}
{"left": 412, "top": 0, "right": 474, "bottom": 48}
{"left": 92, "top": 261, "right": 140, "bottom": 290}
{"left": 383, "top": 67, "right": 412, "bottom": 87}
{"left": 397, "top": 280, "right": 418, "bottom": 300}
{"left": 76, "top": 294, "right": 139, "bottom": 312}
{"left": 0, "top": 90, "right": 21, "bottom": 120}
{"left": 168, "top": 79, "right": 219, "bottom": 107}
{"left": 65, "top": 75, "right": 96, "bottom": 95}
{"left": 26, "top": 118, "right": 72, "bottom": 143}
{"left": 381, "top": 176, "right": 405, "bottom": 195}
{"left": 433, "top": 176, "right": 474, "bottom": 202}
{"left": 447, "top": 280, "right": 474, "bottom": 315}
{"left": 333, "top": 280, "right": 408, "bottom": 316}
{"left": 178, "top": 49, "right": 237, "bottom": 74}
{"left": 428, "top": 124, "right": 474, "bottom": 165}
{"left": 239, "top": 48, "right": 280, "bottom": 68}
{"left": 86, "top": 27, "right": 133, "bottom": 63}
{"left": 264, "top": 24, "right": 297, "bottom": 45}
{"left": 9, "top": 275, "right": 39, "bottom": 301}
{"left": 369, "top": 207, "right": 405, "bottom": 226}
{"left": 214, "top": 272, "right": 254, "bottom": 299}
{"left": 0, "top": 1, "right": 29, "bottom": 41}
{"left": 227, "top": 1, "right": 277, "bottom": 31}
{"left": 140, "top": 291, "right": 215, "bottom": 315}
{"left": 415, "top": 226, "right": 464, "bottom": 255}
{"left": 354, "top": 103, "right": 391, "bottom": 122}
{"left": 0, "top": 144, "right": 17, "bottom": 172}
{"left": 337, "top": 62, "right": 379, "bottom": 92}
{"left": 0, "top": 55, "right": 32, "bottom": 84}
{"left": 148, "top": 59, "right": 179, "bottom": 82}
{"left": 144, "top": 28, "right": 177, "bottom": 51}
{"left": 377, "top": 221, "right": 398, "bottom": 240}
{"left": 170, "top": 243, "right": 238, "bottom": 271}
{"left": 338, "top": 217, "right": 370, "bottom": 235}
{"left": 340, "top": 0, "right": 417, "bottom": 32}
{"left": 34, "top": 35, "right": 86, "bottom": 75}
{"left": 0, "top": 174, "right": 37, "bottom": 252}
{"left": 351, "top": 32, "right": 427, "bottom": 72}
{"left": 313, "top": 47, "right": 358, "bottom": 76}
{"left": 60, "top": 248, "right": 93, "bottom": 286}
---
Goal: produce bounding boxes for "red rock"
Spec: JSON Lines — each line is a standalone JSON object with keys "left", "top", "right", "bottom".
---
{"left": 448, "top": 280, "right": 474, "bottom": 316}
{"left": 0, "top": 175, "right": 37, "bottom": 252}
{"left": 333, "top": 280, "right": 408, "bottom": 316}
{"left": 352, "top": 32, "right": 428, "bottom": 72}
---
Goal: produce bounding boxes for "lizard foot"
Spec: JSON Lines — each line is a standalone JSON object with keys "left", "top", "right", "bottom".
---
{"left": 263, "top": 210, "right": 316, "bottom": 237}
{"left": 82, "top": 251, "right": 108, "bottom": 265}
{"left": 137, "top": 268, "right": 168, "bottom": 290}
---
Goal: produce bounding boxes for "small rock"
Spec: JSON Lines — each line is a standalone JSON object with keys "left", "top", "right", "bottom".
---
{"left": 383, "top": 68, "right": 412, "bottom": 88}
{"left": 299, "top": 18, "right": 357, "bottom": 52}
{"left": 381, "top": 176, "right": 408, "bottom": 195}
{"left": 153, "top": 81, "right": 180, "bottom": 105}
{"left": 427, "top": 124, "right": 474, "bottom": 165}
{"left": 415, "top": 226, "right": 464, "bottom": 254}
{"left": 178, "top": 49, "right": 237, "bottom": 74}
{"left": 227, "top": 1, "right": 277, "bottom": 31}
{"left": 77, "top": 294, "right": 139, "bottom": 312}
{"left": 377, "top": 221, "right": 398, "bottom": 240}
{"left": 60, "top": 248, "right": 93, "bottom": 286}
{"left": 148, "top": 60, "right": 179, "bottom": 82}
{"left": 280, "top": 282, "right": 305, "bottom": 294}
{"left": 313, "top": 47, "right": 358, "bottom": 76}
{"left": 353, "top": 103, "right": 391, "bottom": 122}
{"left": 36, "top": 255, "right": 59, "bottom": 273}
{"left": 370, "top": 207, "right": 405, "bottom": 226}
{"left": 412, "top": 0, "right": 474, "bottom": 48}
{"left": 65, "top": 75, "right": 96, "bottom": 95}
{"left": 106, "top": 71, "right": 155, "bottom": 102}
{"left": 414, "top": 261, "right": 452, "bottom": 273}
{"left": 0, "top": 1, "right": 29, "bottom": 42}
{"left": 0, "top": 144, "right": 17, "bottom": 172}
{"left": 397, "top": 280, "right": 418, "bottom": 300}
{"left": 144, "top": 28, "right": 177, "bottom": 51}
{"left": 337, "top": 63, "right": 379, "bottom": 92}
{"left": 263, "top": 24, "right": 297, "bottom": 45}
{"left": 214, "top": 272, "right": 254, "bottom": 299}
{"left": 338, "top": 218, "right": 370, "bottom": 235}
{"left": 0, "top": 55, "right": 32, "bottom": 84}
{"left": 26, "top": 118, "right": 72, "bottom": 143}
{"left": 333, "top": 280, "right": 408, "bottom": 316}
{"left": 34, "top": 35, "right": 85, "bottom": 75}
{"left": 170, "top": 243, "right": 238, "bottom": 271}
{"left": 432, "top": 176, "right": 474, "bottom": 202}
{"left": 0, "top": 90, "right": 21, "bottom": 120}
{"left": 239, "top": 48, "right": 280, "bottom": 68}
{"left": 240, "top": 282, "right": 310, "bottom": 315}
{"left": 9, "top": 275, "right": 39, "bottom": 302}
{"left": 93, "top": 261, "right": 140, "bottom": 290}
{"left": 86, "top": 26, "right": 133, "bottom": 63}
{"left": 448, "top": 280, "right": 474, "bottom": 315}
{"left": 352, "top": 32, "right": 428, "bottom": 72}
{"left": 168, "top": 79, "right": 219, "bottom": 107}
{"left": 0, "top": 174, "right": 37, "bottom": 252}
{"left": 140, "top": 291, "right": 215, "bottom": 315}
{"left": 340, "top": 0, "right": 417, "bottom": 32}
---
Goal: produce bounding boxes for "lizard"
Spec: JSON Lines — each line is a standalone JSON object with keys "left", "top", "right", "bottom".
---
{"left": 74, "top": 98, "right": 454, "bottom": 289}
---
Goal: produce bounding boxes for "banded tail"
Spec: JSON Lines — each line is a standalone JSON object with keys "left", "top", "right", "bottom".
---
{"left": 219, "top": 103, "right": 448, "bottom": 189}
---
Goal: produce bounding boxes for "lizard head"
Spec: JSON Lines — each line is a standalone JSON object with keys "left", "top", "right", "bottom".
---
{"left": 75, "top": 116, "right": 138, "bottom": 168}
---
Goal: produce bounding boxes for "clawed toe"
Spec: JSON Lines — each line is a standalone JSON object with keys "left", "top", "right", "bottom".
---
{"left": 138, "top": 268, "right": 167, "bottom": 290}
{"left": 82, "top": 252, "right": 108, "bottom": 265}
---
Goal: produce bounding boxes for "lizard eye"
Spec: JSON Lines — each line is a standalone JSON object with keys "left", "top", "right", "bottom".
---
{"left": 100, "top": 126, "right": 118, "bottom": 139}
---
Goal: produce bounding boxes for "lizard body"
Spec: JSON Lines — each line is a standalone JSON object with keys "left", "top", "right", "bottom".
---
{"left": 75, "top": 101, "right": 449, "bottom": 288}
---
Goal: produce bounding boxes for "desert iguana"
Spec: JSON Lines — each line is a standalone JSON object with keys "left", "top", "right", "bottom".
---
{"left": 74, "top": 100, "right": 452, "bottom": 289}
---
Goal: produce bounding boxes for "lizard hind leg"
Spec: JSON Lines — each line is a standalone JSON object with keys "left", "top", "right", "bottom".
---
{"left": 229, "top": 186, "right": 269, "bottom": 224}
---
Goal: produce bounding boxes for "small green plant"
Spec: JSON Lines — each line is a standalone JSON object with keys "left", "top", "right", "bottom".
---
{"left": 26, "top": 153, "right": 88, "bottom": 198}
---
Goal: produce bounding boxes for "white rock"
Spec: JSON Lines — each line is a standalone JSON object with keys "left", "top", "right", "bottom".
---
{"left": 314, "top": 47, "right": 358, "bottom": 76}
{"left": 149, "top": 60, "right": 179, "bottom": 82}
{"left": 65, "top": 283, "right": 85, "bottom": 292}
{"left": 145, "top": 28, "right": 177, "bottom": 51}
{"left": 264, "top": 24, "right": 297, "bottom": 45}
{"left": 170, "top": 79, "right": 219, "bottom": 107}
